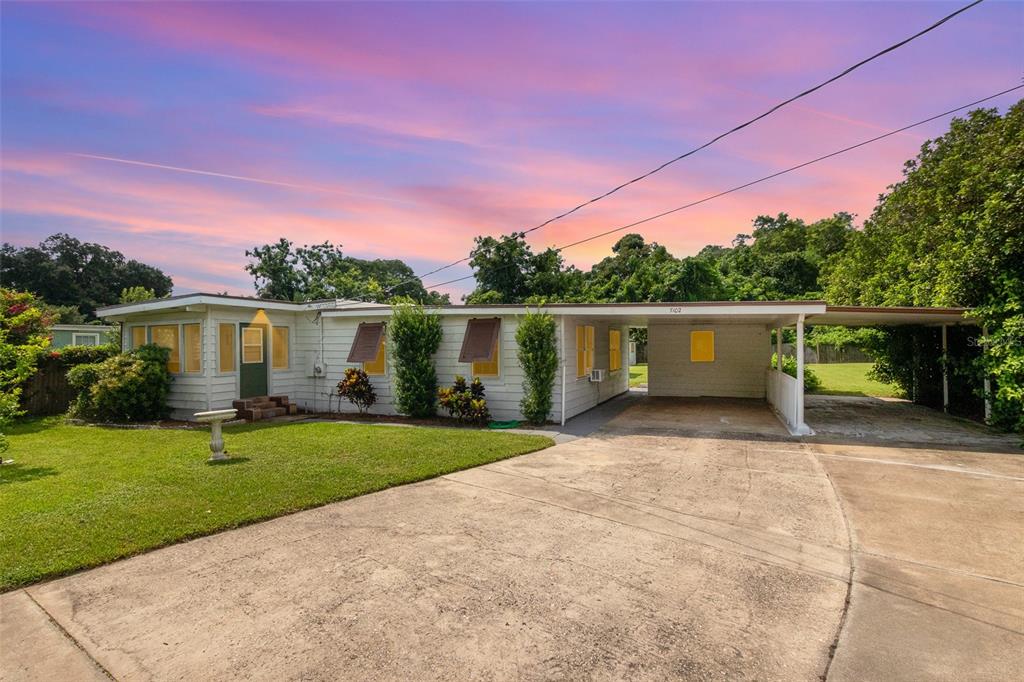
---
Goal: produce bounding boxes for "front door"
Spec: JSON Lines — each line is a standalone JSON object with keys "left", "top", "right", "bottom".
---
{"left": 239, "top": 323, "right": 269, "bottom": 398}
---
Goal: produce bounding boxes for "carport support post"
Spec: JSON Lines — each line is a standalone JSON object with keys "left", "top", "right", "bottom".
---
{"left": 941, "top": 324, "right": 949, "bottom": 413}
{"left": 775, "top": 327, "right": 782, "bottom": 372}
{"left": 795, "top": 314, "right": 809, "bottom": 435}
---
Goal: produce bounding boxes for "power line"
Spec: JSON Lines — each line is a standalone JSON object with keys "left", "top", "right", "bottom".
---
{"left": 419, "top": 84, "right": 1023, "bottom": 292}
{"left": 396, "top": 0, "right": 986, "bottom": 290}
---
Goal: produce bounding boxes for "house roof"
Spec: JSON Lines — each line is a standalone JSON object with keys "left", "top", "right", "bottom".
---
{"left": 96, "top": 293, "right": 973, "bottom": 328}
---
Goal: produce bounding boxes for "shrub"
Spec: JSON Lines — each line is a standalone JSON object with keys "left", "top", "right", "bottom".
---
{"left": 68, "top": 344, "right": 172, "bottom": 422}
{"left": 48, "top": 343, "right": 118, "bottom": 366}
{"left": 389, "top": 299, "right": 443, "bottom": 417}
{"left": 336, "top": 368, "right": 377, "bottom": 413}
{"left": 0, "top": 289, "right": 52, "bottom": 446}
{"left": 516, "top": 310, "right": 558, "bottom": 424}
{"left": 771, "top": 353, "right": 822, "bottom": 392}
{"left": 438, "top": 376, "right": 490, "bottom": 424}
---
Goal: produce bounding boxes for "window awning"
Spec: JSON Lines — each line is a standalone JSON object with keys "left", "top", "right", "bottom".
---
{"left": 459, "top": 318, "right": 500, "bottom": 362}
{"left": 347, "top": 322, "right": 385, "bottom": 362}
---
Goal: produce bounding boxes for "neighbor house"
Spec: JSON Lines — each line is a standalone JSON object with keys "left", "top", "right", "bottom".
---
{"left": 96, "top": 295, "right": 973, "bottom": 433}
{"left": 50, "top": 324, "right": 115, "bottom": 348}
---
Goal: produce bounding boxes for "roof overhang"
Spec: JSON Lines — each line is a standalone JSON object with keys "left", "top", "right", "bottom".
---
{"left": 96, "top": 293, "right": 314, "bottom": 320}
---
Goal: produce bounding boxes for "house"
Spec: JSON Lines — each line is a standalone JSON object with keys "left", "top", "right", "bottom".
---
{"left": 50, "top": 324, "right": 115, "bottom": 348}
{"left": 96, "top": 294, "right": 974, "bottom": 433}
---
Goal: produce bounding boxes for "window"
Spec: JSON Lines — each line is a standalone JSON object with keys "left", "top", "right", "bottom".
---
{"left": 576, "top": 325, "right": 594, "bottom": 377}
{"left": 472, "top": 337, "right": 499, "bottom": 377}
{"left": 609, "top": 329, "right": 622, "bottom": 372}
{"left": 272, "top": 326, "right": 289, "bottom": 370}
{"left": 242, "top": 327, "right": 263, "bottom": 364}
{"left": 690, "top": 330, "right": 715, "bottom": 362}
{"left": 183, "top": 324, "right": 202, "bottom": 373}
{"left": 151, "top": 325, "right": 181, "bottom": 373}
{"left": 363, "top": 340, "right": 386, "bottom": 376}
{"left": 130, "top": 326, "right": 147, "bottom": 349}
{"left": 72, "top": 333, "right": 100, "bottom": 346}
{"left": 218, "top": 323, "right": 236, "bottom": 372}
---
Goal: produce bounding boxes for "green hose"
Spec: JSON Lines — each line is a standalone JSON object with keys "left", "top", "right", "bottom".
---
{"left": 488, "top": 420, "right": 520, "bottom": 429}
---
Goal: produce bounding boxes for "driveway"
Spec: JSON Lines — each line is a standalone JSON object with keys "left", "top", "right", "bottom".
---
{"left": 3, "top": 397, "right": 1022, "bottom": 680}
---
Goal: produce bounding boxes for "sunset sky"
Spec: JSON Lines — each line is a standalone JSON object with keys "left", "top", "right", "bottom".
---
{"left": 1, "top": 1, "right": 1020, "bottom": 299}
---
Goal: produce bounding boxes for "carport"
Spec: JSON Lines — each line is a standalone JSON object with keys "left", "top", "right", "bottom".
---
{"left": 552, "top": 301, "right": 976, "bottom": 436}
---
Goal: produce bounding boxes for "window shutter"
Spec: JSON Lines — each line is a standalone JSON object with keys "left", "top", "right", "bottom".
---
{"left": 576, "top": 326, "right": 586, "bottom": 377}
{"left": 459, "top": 318, "right": 500, "bottom": 363}
{"left": 183, "top": 324, "right": 202, "bottom": 373}
{"left": 131, "top": 326, "right": 146, "bottom": 349}
{"left": 272, "top": 327, "right": 289, "bottom": 369}
{"left": 348, "top": 322, "right": 385, "bottom": 363}
{"left": 218, "top": 324, "right": 235, "bottom": 372}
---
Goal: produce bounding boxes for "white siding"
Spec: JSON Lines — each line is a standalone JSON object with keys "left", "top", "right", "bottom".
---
{"left": 647, "top": 323, "right": 768, "bottom": 399}
{"left": 560, "top": 317, "right": 630, "bottom": 422}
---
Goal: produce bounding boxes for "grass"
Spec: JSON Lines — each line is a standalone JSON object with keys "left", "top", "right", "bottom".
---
{"left": 808, "top": 362, "right": 900, "bottom": 397}
{"left": 0, "top": 419, "right": 553, "bottom": 590}
{"left": 629, "top": 363, "right": 648, "bottom": 387}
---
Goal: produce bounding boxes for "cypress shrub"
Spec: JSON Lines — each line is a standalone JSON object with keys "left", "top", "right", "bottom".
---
{"left": 516, "top": 310, "right": 558, "bottom": 424}
{"left": 389, "top": 300, "right": 443, "bottom": 417}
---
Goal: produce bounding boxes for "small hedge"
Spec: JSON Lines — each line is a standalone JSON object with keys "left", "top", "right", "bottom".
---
{"left": 68, "top": 344, "right": 172, "bottom": 422}
{"left": 46, "top": 343, "right": 118, "bottom": 366}
{"left": 772, "top": 353, "right": 822, "bottom": 392}
{"left": 516, "top": 310, "right": 558, "bottom": 424}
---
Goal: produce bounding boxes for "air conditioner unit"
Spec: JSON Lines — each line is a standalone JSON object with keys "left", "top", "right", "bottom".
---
{"left": 589, "top": 368, "right": 605, "bottom": 383}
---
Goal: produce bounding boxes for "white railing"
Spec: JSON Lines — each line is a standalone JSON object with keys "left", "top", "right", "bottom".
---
{"left": 766, "top": 368, "right": 810, "bottom": 435}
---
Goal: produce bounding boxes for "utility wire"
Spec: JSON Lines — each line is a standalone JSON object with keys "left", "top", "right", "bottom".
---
{"left": 393, "top": 0, "right": 986, "bottom": 291}
{"left": 419, "top": 84, "right": 1023, "bottom": 292}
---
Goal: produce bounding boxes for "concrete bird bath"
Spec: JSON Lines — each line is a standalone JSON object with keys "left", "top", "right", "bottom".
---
{"left": 194, "top": 409, "right": 238, "bottom": 461}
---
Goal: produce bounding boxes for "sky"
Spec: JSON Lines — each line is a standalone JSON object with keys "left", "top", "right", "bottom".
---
{"left": 1, "top": 1, "right": 1021, "bottom": 300}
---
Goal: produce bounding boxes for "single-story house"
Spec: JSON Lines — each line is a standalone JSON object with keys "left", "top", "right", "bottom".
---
{"left": 50, "top": 324, "right": 115, "bottom": 348}
{"left": 96, "top": 294, "right": 975, "bottom": 433}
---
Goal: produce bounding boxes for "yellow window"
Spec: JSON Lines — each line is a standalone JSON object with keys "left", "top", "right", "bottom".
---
{"left": 218, "top": 324, "right": 235, "bottom": 372}
{"left": 690, "top": 330, "right": 715, "bottom": 362}
{"left": 576, "top": 325, "right": 595, "bottom": 377}
{"left": 130, "top": 326, "right": 146, "bottom": 349}
{"left": 183, "top": 324, "right": 202, "bottom": 373}
{"left": 272, "top": 326, "right": 289, "bottom": 370}
{"left": 472, "top": 337, "right": 499, "bottom": 378}
{"left": 585, "top": 325, "right": 595, "bottom": 373}
{"left": 609, "top": 329, "right": 622, "bottom": 371}
{"left": 150, "top": 325, "right": 180, "bottom": 373}
{"left": 242, "top": 327, "right": 263, "bottom": 364}
{"left": 363, "top": 340, "right": 386, "bottom": 376}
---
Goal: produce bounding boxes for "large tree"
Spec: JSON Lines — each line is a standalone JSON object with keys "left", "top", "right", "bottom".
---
{"left": 824, "top": 103, "right": 1024, "bottom": 430}
{"left": 0, "top": 234, "right": 173, "bottom": 319}
{"left": 701, "top": 212, "right": 855, "bottom": 300}
{"left": 465, "top": 233, "right": 582, "bottom": 304}
{"left": 244, "top": 239, "right": 449, "bottom": 304}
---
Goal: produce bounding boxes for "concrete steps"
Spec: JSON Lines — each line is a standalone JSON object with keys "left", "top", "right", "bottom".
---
{"left": 232, "top": 395, "right": 298, "bottom": 421}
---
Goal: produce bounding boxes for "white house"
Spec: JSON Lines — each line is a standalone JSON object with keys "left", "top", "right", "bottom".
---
{"left": 96, "top": 294, "right": 973, "bottom": 433}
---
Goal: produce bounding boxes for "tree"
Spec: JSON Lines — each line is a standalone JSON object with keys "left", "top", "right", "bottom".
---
{"left": 702, "top": 213, "right": 855, "bottom": 300}
{"left": 466, "top": 233, "right": 581, "bottom": 304}
{"left": 516, "top": 310, "right": 559, "bottom": 424}
{"left": 120, "top": 287, "right": 158, "bottom": 304}
{"left": 823, "top": 102, "right": 1024, "bottom": 430}
{"left": 0, "top": 234, "right": 172, "bottom": 319}
{"left": 389, "top": 299, "right": 443, "bottom": 417}
{"left": 582, "top": 234, "right": 726, "bottom": 303}
{"left": 244, "top": 239, "right": 449, "bottom": 304}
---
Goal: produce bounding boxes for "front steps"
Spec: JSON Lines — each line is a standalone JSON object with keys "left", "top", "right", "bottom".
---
{"left": 232, "top": 395, "right": 298, "bottom": 421}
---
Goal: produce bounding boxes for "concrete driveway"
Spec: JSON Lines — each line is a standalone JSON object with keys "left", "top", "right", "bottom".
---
{"left": 3, "top": 396, "right": 1022, "bottom": 680}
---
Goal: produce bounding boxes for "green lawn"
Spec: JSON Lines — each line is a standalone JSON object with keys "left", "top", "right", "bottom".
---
{"left": 0, "top": 419, "right": 552, "bottom": 590}
{"left": 808, "top": 362, "right": 900, "bottom": 397}
{"left": 629, "top": 364, "right": 648, "bottom": 387}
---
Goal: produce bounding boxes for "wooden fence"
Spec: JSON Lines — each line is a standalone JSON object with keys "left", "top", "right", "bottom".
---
{"left": 20, "top": 364, "right": 78, "bottom": 415}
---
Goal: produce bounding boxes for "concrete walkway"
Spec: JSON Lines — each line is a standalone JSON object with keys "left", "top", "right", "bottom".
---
{"left": 2, "top": 396, "right": 1021, "bottom": 680}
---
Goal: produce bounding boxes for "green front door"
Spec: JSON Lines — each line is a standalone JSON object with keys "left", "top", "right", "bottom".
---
{"left": 239, "top": 323, "right": 269, "bottom": 398}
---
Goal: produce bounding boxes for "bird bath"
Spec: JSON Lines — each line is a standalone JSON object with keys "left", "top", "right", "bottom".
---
{"left": 194, "top": 409, "right": 238, "bottom": 461}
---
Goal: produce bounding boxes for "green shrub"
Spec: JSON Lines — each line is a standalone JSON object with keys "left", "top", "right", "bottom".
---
{"left": 1, "top": 289, "right": 53, "bottom": 445}
{"left": 438, "top": 376, "right": 490, "bottom": 424}
{"left": 771, "top": 353, "right": 822, "bottom": 392}
{"left": 68, "top": 344, "right": 172, "bottom": 422}
{"left": 516, "top": 310, "right": 558, "bottom": 424}
{"left": 389, "top": 299, "right": 442, "bottom": 417}
{"left": 336, "top": 368, "right": 377, "bottom": 414}
{"left": 48, "top": 343, "right": 118, "bottom": 366}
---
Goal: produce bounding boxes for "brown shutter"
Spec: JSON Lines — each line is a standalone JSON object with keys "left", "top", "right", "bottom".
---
{"left": 459, "top": 318, "right": 500, "bottom": 363}
{"left": 347, "top": 322, "right": 385, "bottom": 363}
